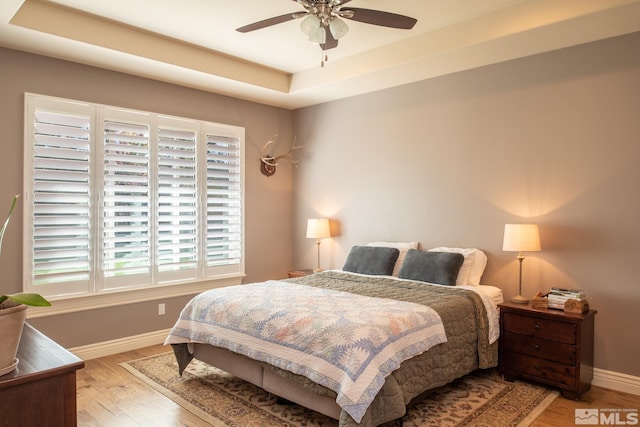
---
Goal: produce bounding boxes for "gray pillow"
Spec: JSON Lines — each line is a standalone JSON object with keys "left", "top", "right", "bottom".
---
{"left": 398, "top": 249, "right": 465, "bottom": 286}
{"left": 342, "top": 246, "right": 400, "bottom": 276}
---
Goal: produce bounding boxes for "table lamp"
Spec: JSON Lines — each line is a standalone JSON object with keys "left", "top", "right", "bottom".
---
{"left": 306, "top": 218, "right": 331, "bottom": 272}
{"left": 503, "top": 223, "right": 541, "bottom": 304}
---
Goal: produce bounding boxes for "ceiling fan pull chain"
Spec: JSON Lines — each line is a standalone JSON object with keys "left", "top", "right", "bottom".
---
{"left": 320, "top": 43, "right": 329, "bottom": 68}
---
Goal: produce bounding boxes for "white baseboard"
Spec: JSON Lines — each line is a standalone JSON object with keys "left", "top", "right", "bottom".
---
{"left": 68, "top": 329, "right": 171, "bottom": 360}
{"left": 68, "top": 332, "right": 640, "bottom": 397}
{"left": 593, "top": 368, "right": 640, "bottom": 396}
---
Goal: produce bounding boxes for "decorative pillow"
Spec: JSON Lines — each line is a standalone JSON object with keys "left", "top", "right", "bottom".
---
{"left": 398, "top": 249, "right": 465, "bottom": 286}
{"left": 343, "top": 246, "right": 400, "bottom": 276}
{"left": 428, "top": 247, "right": 487, "bottom": 286}
{"left": 366, "top": 241, "right": 419, "bottom": 276}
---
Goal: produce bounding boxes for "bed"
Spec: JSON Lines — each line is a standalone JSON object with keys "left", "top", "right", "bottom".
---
{"left": 165, "top": 245, "right": 502, "bottom": 427}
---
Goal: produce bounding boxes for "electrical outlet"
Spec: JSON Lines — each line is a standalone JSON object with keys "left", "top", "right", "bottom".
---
{"left": 158, "top": 303, "right": 165, "bottom": 316}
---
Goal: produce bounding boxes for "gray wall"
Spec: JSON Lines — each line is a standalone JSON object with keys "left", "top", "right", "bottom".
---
{"left": 292, "top": 32, "right": 640, "bottom": 377}
{"left": 0, "top": 47, "right": 295, "bottom": 347}
{"left": 3, "top": 31, "right": 640, "bottom": 378}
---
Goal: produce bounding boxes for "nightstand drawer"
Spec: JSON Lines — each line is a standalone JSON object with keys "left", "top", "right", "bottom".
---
{"left": 503, "top": 331, "right": 576, "bottom": 364}
{"left": 502, "top": 351, "right": 576, "bottom": 387}
{"left": 503, "top": 312, "right": 576, "bottom": 344}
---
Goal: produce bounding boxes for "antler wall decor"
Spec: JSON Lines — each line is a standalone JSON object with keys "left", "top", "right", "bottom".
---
{"left": 260, "top": 136, "right": 302, "bottom": 177}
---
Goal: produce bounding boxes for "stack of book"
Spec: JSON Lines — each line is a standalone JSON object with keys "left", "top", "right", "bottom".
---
{"left": 548, "top": 287, "right": 586, "bottom": 310}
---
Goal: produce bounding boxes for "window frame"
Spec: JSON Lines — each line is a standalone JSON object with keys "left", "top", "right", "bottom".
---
{"left": 23, "top": 93, "right": 245, "bottom": 316}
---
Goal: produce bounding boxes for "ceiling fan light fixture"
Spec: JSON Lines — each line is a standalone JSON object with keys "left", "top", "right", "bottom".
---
{"left": 329, "top": 17, "right": 349, "bottom": 39}
{"left": 308, "top": 26, "right": 326, "bottom": 44}
{"left": 300, "top": 14, "right": 321, "bottom": 36}
{"left": 237, "top": 3, "right": 417, "bottom": 68}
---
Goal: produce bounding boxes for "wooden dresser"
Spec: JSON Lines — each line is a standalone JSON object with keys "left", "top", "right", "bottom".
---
{"left": 499, "top": 302, "right": 596, "bottom": 400}
{"left": 0, "top": 323, "right": 84, "bottom": 426}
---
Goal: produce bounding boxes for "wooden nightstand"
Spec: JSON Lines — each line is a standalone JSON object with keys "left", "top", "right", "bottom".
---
{"left": 288, "top": 269, "right": 314, "bottom": 278}
{"left": 0, "top": 323, "right": 84, "bottom": 426}
{"left": 499, "top": 302, "right": 596, "bottom": 400}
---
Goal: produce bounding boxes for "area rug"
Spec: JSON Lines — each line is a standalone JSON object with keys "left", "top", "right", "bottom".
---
{"left": 121, "top": 352, "right": 558, "bottom": 427}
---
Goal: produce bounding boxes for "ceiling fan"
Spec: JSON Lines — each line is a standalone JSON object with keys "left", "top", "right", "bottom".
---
{"left": 236, "top": 0, "right": 417, "bottom": 66}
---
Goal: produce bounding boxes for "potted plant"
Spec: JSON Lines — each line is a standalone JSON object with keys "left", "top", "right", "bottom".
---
{"left": 0, "top": 195, "right": 51, "bottom": 376}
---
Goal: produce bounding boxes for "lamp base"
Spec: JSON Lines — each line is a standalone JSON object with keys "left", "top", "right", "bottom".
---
{"left": 314, "top": 267, "right": 323, "bottom": 273}
{"left": 511, "top": 294, "right": 529, "bottom": 304}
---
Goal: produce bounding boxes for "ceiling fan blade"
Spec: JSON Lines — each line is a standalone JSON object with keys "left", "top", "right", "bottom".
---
{"left": 236, "top": 13, "right": 299, "bottom": 33}
{"left": 342, "top": 8, "right": 417, "bottom": 30}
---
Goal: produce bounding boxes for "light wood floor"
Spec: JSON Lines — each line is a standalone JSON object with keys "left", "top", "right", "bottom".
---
{"left": 77, "top": 344, "right": 640, "bottom": 426}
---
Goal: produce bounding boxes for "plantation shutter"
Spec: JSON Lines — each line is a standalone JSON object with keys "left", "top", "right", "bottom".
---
{"left": 205, "top": 130, "right": 242, "bottom": 273}
{"left": 102, "top": 115, "right": 151, "bottom": 289}
{"left": 29, "top": 107, "right": 92, "bottom": 296}
{"left": 25, "top": 94, "right": 245, "bottom": 299}
{"left": 156, "top": 122, "right": 198, "bottom": 282}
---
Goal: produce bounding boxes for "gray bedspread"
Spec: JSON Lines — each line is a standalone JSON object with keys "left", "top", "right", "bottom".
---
{"left": 172, "top": 271, "right": 498, "bottom": 427}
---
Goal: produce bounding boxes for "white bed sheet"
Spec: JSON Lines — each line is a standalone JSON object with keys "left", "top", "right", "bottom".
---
{"left": 476, "top": 284, "right": 504, "bottom": 307}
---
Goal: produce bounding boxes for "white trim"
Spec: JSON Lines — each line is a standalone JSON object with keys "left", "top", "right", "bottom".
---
{"left": 25, "top": 274, "right": 244, "bottom": 318}
{"left": 593, "top": 368, "right": 640, "bottom": 396}
{"left": 68, "top": 329, "right": 171, "bottom": 361}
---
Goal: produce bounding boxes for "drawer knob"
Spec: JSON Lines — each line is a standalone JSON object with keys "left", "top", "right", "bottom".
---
{"left": 534, "top": 344, "right": 540, "bottom": 351}
{"left": 535, "top": 364, "right": 541, "bottom": 370}
{"left": 534, "top": 321, "right": 540, "bottom": 330}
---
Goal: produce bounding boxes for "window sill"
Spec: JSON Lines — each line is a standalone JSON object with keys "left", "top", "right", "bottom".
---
{"left": 26, "top": 274, "right": 246, "bottom": 319}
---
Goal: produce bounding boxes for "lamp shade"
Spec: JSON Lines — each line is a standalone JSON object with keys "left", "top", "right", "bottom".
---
{"left": 306, "top": 218, "right": 331, "bottom": 239}
{"left": 300, "top": 14, "right": 321, "bottom": 35}
{"left": 502, "top": 224, "right": 541, "bottom": 252}
{"left": 329, "top": 17, "right": 349, "bottom": 39}
{"left": 308, "top": 26, "right": 326, "bottom": 44}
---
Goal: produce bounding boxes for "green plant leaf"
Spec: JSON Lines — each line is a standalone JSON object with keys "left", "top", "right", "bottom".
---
{"left": 5, "top": 293, "right": 51, "bottom": 307}
{"left": 0, "top": 194, "right": 20, "bottom": 257}
{"left": 1, "top": 196, "right": 51, "bottom": 310}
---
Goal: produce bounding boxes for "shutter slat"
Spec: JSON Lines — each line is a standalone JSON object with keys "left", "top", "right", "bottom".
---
{"left": 35, "top": 122, "right": 90, "bottom": 139}
{"left": 34, "top": 193, "right": 90, "bottom": 204}
{"left": 33, "top": 170, "right": 89, "bottom": 184}
{"left": 34, "top": 216, "right": 90, "bottom": 226}
{"left": 35, "top": 134, "right": 91, "bottom": 149}
{"left": 33, "top": 248, "right": 88, "bottom": 260}
{"left": 34, "top": 271, "right": 90, "bottom": 285}
{"left": 104, "top": 142, "right": 148, "bottom": 153}
{"left": 35, "top": 157, "right": 90, "bottom": 172}
{"left": 34, "top": 182, "right": 89, "bottom": 193}
{"left": 34, "top": 227, "right": 90, "bottom": 237}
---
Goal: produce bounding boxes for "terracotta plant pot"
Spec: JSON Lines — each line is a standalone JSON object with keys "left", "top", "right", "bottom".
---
{"left": 0, "top": 303, "right": 27, "bottom": 375}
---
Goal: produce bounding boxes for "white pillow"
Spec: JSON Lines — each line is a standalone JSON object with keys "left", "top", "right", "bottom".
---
{"left": 367, "top": 241, "right": 419, "bottom": 276}
{"left": 428, "top": 247, "right": 487, "bottom": 286}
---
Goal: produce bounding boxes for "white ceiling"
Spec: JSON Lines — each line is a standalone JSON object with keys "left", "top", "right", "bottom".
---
{"left": 2, "top": 0, "right": 640, "bottom": 109}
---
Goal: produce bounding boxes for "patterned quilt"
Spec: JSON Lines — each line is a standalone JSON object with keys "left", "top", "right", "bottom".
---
{"left": 165, "top": 280, "right": 447, "bottom": 422}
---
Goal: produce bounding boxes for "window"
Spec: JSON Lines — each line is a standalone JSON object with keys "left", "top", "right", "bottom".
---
{"left": 24, "top": 94, "right": 244, "bottom": 301}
